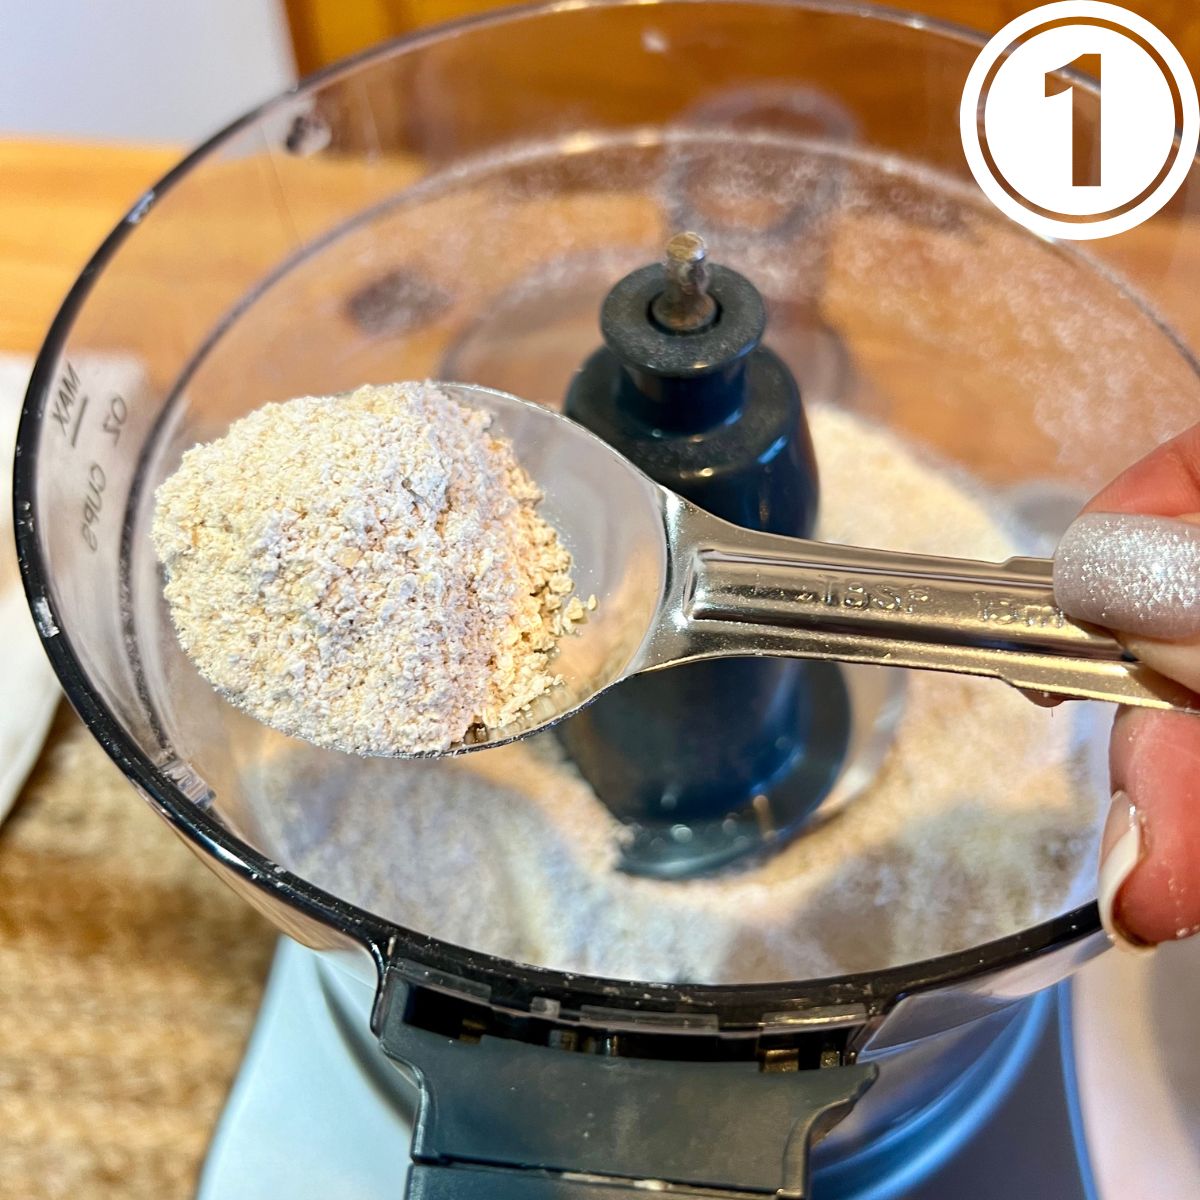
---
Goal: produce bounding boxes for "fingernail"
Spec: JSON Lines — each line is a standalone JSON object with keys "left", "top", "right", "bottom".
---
{"left": 1053, "top": 512, "right": 1200, "bottom": 639}
{"left": 1097, "top": 790, "right": 1154, "bottom": 954}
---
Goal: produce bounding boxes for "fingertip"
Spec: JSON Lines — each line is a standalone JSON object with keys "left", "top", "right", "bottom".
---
{"left": 1105, "top": 708, "right": 1200, "bottom": 947}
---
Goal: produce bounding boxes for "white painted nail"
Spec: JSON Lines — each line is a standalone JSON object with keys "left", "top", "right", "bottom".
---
{"left": 1098, "top": 791, "right": 1154, "bottom": 955}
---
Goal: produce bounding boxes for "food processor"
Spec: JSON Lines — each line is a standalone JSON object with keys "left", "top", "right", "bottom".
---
{"left": 15, "top": 2, "right": 1200, "bottom": 1196}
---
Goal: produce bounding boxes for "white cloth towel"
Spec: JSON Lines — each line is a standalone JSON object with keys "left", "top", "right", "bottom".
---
{"left": 0, "top": 354, "right": 62, "bottom": 824}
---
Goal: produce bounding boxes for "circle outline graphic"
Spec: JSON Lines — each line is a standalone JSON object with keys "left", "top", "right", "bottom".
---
{"left": 959, "top": 1, "right": 1199, "bottom": 240}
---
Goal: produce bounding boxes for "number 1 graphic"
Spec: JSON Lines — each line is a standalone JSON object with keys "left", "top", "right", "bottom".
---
{"left": 1045, "top": 54, "right": 1102, "bottom": 187}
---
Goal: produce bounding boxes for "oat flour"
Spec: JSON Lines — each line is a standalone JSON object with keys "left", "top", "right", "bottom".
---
{"left": 152, "top": 381, "right": 583, "bottom": 755}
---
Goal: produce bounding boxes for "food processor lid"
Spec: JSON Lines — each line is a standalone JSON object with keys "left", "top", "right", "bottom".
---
{"left": 20, "top": 0, "right": 1174, "bottom": 1038}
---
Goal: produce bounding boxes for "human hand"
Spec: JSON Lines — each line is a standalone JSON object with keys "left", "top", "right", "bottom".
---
{"left": 1053, "top": 426, "right": 1200, "bottom": 951}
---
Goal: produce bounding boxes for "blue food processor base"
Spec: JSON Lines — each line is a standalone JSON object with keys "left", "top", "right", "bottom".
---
{"left": 198, "top": 940, "right": 1095, "bottom": 1200}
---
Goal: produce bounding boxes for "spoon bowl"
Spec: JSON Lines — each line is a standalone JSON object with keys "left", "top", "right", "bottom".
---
{"left": 449, "top": 382, "right": 670, "bottom": 750}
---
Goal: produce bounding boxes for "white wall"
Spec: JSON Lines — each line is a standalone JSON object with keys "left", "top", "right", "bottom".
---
{"left": 0, "top": 0, "right": 297, "bottom": 143}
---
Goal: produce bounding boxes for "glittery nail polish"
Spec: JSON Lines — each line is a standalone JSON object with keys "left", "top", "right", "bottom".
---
{"left": 1053, "top": 512, "right": 1200, "bottom": 640}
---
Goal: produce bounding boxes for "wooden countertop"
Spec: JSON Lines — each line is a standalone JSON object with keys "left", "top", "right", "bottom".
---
{"left": 0, "top": 141, "right": 179, "bottom": 354}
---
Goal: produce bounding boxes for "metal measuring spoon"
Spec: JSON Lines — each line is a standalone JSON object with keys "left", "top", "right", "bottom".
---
{"left": 429, "top": 383, "right": 1200, "bottom": 755}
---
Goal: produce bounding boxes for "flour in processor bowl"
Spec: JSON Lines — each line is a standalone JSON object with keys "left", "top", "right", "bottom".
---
{"left": 151, "top": 381, "right": 586, "bottom": 756}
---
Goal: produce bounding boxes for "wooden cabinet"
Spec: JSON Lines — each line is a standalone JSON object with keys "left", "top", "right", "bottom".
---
{"left": 283, "top": 0, "right": 1200, "bottom": 79}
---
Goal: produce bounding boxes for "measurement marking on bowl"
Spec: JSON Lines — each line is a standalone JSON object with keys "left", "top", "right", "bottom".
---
{"left": 32, "top": 596, "right": 58, "bottom": 638}
{"left": 49, "top": 360, "right": 87, "bottom": 446}
{"left": 49, "top": 359, "right": 134, "bottom": 552}
{"left": 159, "top": 756, "right": 215, "bottom": 807}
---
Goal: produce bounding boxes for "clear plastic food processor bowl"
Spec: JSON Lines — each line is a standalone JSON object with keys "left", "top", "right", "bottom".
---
{"left": 16, "top": 0, "right": 1200, "bottom": 1043}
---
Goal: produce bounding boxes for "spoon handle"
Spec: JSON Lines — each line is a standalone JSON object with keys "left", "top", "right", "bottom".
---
{"left": 663, "top": 512, "right": 1199, "bottom": 711}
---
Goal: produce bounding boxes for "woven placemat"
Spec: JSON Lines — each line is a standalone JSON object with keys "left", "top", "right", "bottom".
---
{"left": 0, "top": 704, "right": 277, "bottom": 1199}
